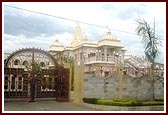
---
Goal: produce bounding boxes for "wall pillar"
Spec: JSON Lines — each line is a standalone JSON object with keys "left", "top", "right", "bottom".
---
{"left": 64, "top": 63, "right": 72, "bottom": 101}
{"left": 73, "top": 61, "right": 84, "bottom": 105}
{"left": 118, "top": 66, "right": 123, "bottom": 99}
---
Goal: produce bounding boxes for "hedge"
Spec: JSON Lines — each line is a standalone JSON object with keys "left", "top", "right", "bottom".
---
{"left": 83, "top": 98, "right": 164, "bottom": 106}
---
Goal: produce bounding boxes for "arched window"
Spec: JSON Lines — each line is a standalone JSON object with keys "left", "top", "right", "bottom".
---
{"left": 22, "top": 60, "right": 29, "bottom": 66}
{"left": 40, "top": 62, "right": 45, "bottom": 67}
{"left": 14, "top": 59, "right": 20, "bottom": 65}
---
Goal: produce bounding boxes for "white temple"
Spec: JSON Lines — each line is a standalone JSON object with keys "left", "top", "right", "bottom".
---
{"left": 48, "top": 23, "right": 163, "bottom": 77}
{"left": 4, "top": 23, "right": 164, "bottom": 78}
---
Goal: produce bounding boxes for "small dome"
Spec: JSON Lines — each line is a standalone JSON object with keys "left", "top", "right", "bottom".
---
{"left": 98, "top": 31, "right": 123, "bottom": 48}
{"left": 49, "top": 39, "right": 64, "bottom": 52}
{"left": 102, "top": 31, "right": 117, "bottom": 40}
{"left": 51, "top": 39, "right": 63, "bottom": 47}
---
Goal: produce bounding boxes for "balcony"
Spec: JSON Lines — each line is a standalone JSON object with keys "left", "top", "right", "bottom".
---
{"left": 84, "top": 56, "right": 120, "bottom": 65}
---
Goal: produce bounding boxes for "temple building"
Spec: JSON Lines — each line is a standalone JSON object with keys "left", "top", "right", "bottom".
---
{"left": 48, "top": 23, "right": 163, "bottom": 77}
{"left": 3, "top": 23, "right": 164, "bottom": 102}
{"left": 4, "top": 23, "right": 164, "bottom": 78}
{"left": 48, "top": 23, "right": 126, "bottom": 77}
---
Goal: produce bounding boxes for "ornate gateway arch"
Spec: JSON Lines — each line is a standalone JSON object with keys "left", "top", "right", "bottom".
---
{"left": 5, "top": 48, "right": 58, "bottom": 68}
{"left": 4, "top": 48, "right": 69, "bottom": 102}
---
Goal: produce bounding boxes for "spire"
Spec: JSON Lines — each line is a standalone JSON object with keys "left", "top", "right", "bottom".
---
{"left": 71, "top": 22, "right": 83, "bottom": 47}
{"left": 106, "top": 25, "right": 111, "bottom": 34}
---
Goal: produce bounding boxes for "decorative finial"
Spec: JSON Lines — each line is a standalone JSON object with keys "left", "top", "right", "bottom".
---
{"left": 55, "top": 38, "right": 58, "bottom": 42}
{"left": 74, "top": 17, "right": 79, "bottom": 25}
{"left": 106, "top": 25, "right": 111, "bottom": 33}
{"left": 76, "top": 21, "right": 79, "bottom": 25}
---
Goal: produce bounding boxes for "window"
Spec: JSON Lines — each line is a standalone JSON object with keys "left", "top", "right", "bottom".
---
{"left": 12, "top": 77, "right": 15, "bottom": 81}
{"left": 11, "top": 85, "right": 15, "bottom": 89}
{"left": 104, "top": 71, "right": 109, "bottom": 77}
{"left": 5, "top": 76, "right": 8, "bottom": 80}
{"left": 18, "top": 85, "right": 22, "bottom": 89}
{"left": 18, "top": 77, "right": 22, "bottom": 81}
{"left": 14, "top": 59, "right": 20, "bottom": 65}
{"left": 22, "top": 61, "right": 28, "bottom": 66}
{"left": 4, "top": 85, "right": 8, "bottom": 89}
{"left": 40, "top": 62, "right": 45, "bottom": 67}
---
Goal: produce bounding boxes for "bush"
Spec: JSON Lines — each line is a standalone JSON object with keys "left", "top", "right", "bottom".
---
{"left": 142, "top": 101, "right": 164, "bottom": 106}
{"left": 97, "top": 99, "right": 143, "bottom": 106}
{"left": 155, "top": 98, "right": 164, "bottom": 101}
{"left": 131, "top": 101, "right": 143, "bottom": 106}
{"left": 83, "top": 98, "right": 98, "bottom": 104}
{"left": 83, "top": 98, "right": 164, "bottom": 106}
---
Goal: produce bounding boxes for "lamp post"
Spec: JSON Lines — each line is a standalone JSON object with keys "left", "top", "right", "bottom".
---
{"left": 29, "top": 48, "right": 35, "bottom": 102}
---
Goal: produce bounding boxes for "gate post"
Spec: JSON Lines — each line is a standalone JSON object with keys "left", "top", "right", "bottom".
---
{"left": 73, "top": 62, "right": 84, "bottom": 105}
{"left": 64, "top": 63, "right": 71, "bottom": 101}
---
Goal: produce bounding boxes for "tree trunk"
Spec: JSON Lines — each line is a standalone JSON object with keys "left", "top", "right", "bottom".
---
{"left": 149, "top": 65, "right": 155, "bottom": 101}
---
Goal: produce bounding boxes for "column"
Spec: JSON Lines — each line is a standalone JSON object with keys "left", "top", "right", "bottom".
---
{"left": 73, "top": 62, "right": 84, "bottom": 105}
{"left": 104, "top": 47, "right": 107, "bottom": 61}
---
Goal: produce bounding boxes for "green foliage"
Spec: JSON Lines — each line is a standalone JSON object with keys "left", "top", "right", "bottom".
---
{"left": 142, "top": 101, "right": 163, "bottom": 106}
{"left": 97, "top": 99, "right": 143, "bottom": 106}
{"left": 71, "top": 61, "right": 74, "bottom": 91}
{"left": 136, "top": 17, "right": 162, "bottom": 101}
{"left": 136, "top": 18, "right": 161, "bottom": 64}
{"left": 83, "top": 98, "right": 98, "bottom": 104}
{"left": 155, "top": 98, "right": 164, "bottom": 101}
{"left": 83, "top": 98, "right": 164, "bottom": 106}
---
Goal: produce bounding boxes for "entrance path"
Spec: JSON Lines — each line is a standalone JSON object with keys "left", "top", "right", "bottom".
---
{"left": 4, "top": 101, "right": 96, "bottom": 111}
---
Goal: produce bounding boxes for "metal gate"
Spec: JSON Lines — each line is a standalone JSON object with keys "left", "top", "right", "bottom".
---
{"left": 4, "top": 67, "right": 69, "bottom": 102}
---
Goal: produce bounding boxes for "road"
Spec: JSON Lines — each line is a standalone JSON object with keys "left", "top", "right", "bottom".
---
{"left": 4, "top": 100, "right": 96, "bottom": 111}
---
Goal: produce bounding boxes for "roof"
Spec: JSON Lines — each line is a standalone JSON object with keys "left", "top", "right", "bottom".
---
{"left": 49, "top": 40, "right": 64, "bottom": 52}
{"left": 98, "top": 31, "right": 124, "bottom": 48}
{"left": 102, "top": 31, "right": 117, "bottom": 40}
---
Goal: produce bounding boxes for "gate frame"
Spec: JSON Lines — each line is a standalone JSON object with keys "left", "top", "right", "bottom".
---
{"left": 4, "top": 48, "right": 70, "bottom": 102}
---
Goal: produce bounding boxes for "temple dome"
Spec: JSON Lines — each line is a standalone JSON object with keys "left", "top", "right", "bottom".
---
{"left": 49, "top": 39, "right": 64, "bottom": 52}
{"left": 102, "top": 31, "right": 117, "bottom": 40}
{"left": 98, "top": 31, "right": 123, "bottom": 48}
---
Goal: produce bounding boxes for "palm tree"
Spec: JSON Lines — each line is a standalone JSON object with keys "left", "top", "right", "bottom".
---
{"left": 136, "top": 18, "right": 161, "bottom": 101}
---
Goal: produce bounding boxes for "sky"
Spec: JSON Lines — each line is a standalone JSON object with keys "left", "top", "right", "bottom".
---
{"left": 3, "top": 2, "right": 166, "bottom": 63}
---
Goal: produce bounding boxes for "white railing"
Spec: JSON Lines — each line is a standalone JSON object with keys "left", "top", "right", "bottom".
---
{"left": 84, "top": 56, "right": 119, "bottom": 64}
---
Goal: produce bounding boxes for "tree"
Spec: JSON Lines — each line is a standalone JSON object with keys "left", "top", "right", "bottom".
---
{"left": 136, "top": 18, "right": 161, "bottom": 101}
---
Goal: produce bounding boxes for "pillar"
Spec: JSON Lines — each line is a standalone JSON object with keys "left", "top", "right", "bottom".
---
{"left": 118, "top": 66, "right": 123, "bottom": 99}
{"left": 73, "top": 61, "right": 84, "bottom": 105}
{"left": 64, "top": 63, "right": 71, "bottom": 101}
{"left": 104, "top": 47, "right": 107, "bottom": 61}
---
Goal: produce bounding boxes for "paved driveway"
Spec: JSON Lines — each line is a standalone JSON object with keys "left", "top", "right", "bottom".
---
{"left": 4, "top": 101, "right": 96, "bottom": 111}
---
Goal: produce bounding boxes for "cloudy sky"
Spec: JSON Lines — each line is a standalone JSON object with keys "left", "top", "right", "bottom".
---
{"left": 3, "top": 2, "right": 166, "bottom": 63}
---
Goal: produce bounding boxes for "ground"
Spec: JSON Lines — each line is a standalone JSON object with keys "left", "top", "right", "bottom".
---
{"left": 4, "top": 100, "right": 95, "bottom": 111}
